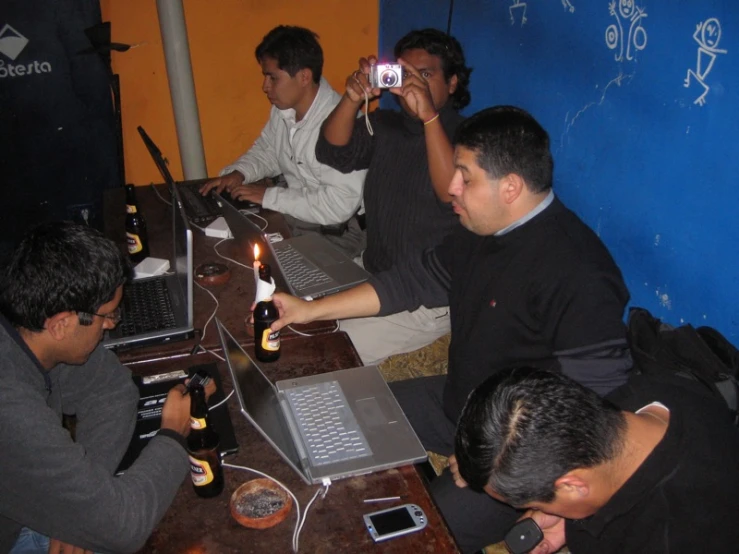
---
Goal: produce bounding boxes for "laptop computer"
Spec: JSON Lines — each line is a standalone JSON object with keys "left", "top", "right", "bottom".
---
{"left": 137, "top": 126, "right": 258, "bottom": 225}
{"left": 215, "top": 318, "right": 427, "bottom": 485}
{"left": 103, "top": 186, "right": 194, "bottom": 349}
{"left": 217, "top": 192, "right": 370, "bottom": 300}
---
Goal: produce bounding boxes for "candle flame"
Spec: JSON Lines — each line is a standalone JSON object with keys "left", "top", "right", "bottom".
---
{"left": 253, "top": 244, "right": 260, "bottom": 261}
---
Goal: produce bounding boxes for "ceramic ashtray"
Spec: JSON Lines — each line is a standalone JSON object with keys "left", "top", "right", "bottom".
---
{"left": 230, "top": 478, "right": 293, "bottom": 529}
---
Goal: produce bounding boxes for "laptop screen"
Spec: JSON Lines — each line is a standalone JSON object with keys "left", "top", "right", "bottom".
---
{"left": 171, "top": 186, "right": 194, "bottom": 327}
{"left": 216, "top": 195, "right": 290, "bottom": 293}
{"left": 216, "top": 319, "right": 303, "bottom": 471}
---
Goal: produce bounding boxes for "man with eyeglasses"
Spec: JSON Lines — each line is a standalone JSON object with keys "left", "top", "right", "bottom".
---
{"left": 0, "top": 222, "right": 196, "bottom": 554}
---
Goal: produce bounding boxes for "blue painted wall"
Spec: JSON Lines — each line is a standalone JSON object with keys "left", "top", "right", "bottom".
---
{"left": 380, "top": 0, "right": 739, "bottom": 341}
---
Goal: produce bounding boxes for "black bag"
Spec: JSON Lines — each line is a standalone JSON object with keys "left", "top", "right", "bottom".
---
{"left": 627, "top": 307, "right": 739, "bottom": 423}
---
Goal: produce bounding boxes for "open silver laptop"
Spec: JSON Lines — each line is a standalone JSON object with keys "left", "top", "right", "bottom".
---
{"left": 216, "top": 318, "right": 427, "bottom": 485}
{"left": 216, "top": 192, "right": 370, "bottom": 300}
{"left": 103, "top": 186, "right": 194, "bottom": 349}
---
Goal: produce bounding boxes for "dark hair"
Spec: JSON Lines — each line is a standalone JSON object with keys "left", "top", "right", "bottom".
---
{"left": 0, "top": 221, "right": 130, "bottom": 331}
{"left": 454, "top": 106, "right": 554, "bottom": 193}
{"left": 394, "top": 28, "right": 472, "bottom": 110}
{"left": 455, "top": 368, "right": 627, "bottom": 506}
{"left": 255, "top": 25, "right": 323, "bottom": 83}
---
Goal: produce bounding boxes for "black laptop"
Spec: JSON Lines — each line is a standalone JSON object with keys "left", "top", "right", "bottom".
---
{"left": 137, "top": 126, "right": 258, "bottom": 225}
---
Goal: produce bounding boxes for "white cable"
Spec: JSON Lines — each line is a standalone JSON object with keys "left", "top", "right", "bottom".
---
{"left": 352, "top": 73, "right": 374, "bottom": 136}
{"left": 222, "top": 463, "right": 328, "bottom": 553}
{"left": 203, "top": 348, "right": 225, "bottom": 362}
{"left": 194, "top": 280, "right": 219, "bottom": 344}
{"left": 213, "top": 238, "right": 252, "bottom": 270}
{"left": 244, "top": 210, "right": 269, "bottom": 231}
{"left": 149, "top": 183, "right": 173, "bottom": 206}
{"left": 208, "top": 389, "right": 233, "bottom": 410}
{"left": 296, "top": 486, "right": 325, "bottom": 549}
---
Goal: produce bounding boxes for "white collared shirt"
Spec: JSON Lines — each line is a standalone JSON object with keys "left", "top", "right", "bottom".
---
{"left": 221, "top": 77, "right": 366, "bottom": 225}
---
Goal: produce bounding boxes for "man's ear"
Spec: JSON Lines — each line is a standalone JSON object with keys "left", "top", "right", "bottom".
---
{"left": 45, "top": 312, "right": 75, "bottom": 341}
{"left": 447, "top": 74, "right": 459, "bottom": 95}
{"left": 553, "top": 470, "right": 591, "bottom": 500}
{"left": 499, "top": 173, "right": 525, "bottom": 205}
{"left": 299, "top": 68, "right": 313, "bottom": 87}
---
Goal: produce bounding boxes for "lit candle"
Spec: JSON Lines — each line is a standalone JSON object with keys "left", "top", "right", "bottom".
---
{"left": 253, "top": 244, "right": 261, "bottom": 272}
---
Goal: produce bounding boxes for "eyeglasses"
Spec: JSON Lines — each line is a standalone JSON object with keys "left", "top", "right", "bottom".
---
{"left": 78, "top": 306, "right": 122, "bottom": 326}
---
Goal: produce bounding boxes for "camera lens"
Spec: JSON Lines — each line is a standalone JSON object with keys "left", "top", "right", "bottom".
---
{"left": 380, "top": 69, "right": 398, "bottom": 87}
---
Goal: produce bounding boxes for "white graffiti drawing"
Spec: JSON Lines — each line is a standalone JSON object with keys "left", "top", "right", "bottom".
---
{"left": 562, "top": 0, "right": 575, "bottom": 13}
{"left": 605, "top": 0, "right": 648, "bottom": 61}
{"left": 509, "top": 0, "right": 528, "bottom": 26}
{"left": 684, "top": 18, "right": 727, "bottom": 106}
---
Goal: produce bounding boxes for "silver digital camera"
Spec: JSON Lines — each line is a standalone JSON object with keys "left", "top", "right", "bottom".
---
{"left": 369, "top": 63, "right": 403, "bottom": 88}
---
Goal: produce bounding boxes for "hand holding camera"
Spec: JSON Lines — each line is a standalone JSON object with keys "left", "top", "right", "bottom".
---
{"left": 344, "top": 56, "right": 381, "bottom": 103}
{"left": 389, "top": 58, "right": 438, "bottom": 124}
{"left": 369, "top": 62, "right": 404, "bottom": 89}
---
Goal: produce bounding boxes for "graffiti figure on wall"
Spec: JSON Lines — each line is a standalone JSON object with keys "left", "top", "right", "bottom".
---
{"left": 605, "top": 0, "right": 648, "bottom": 61}
{"left": 684, "top": 18, "right": 727, "bottom": 106}
{"left": 509, "top": 0, "right": 527, "bottom": 26}
{"left": 509, "top": 1, "right": 574, "bottom": 26}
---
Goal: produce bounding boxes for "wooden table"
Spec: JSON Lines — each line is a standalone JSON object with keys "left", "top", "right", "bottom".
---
{"left": 104, "top": 182, "right": 338, "bottom": 366}
{"left": 131, "top": 332, "right": 459, "bottom": 553}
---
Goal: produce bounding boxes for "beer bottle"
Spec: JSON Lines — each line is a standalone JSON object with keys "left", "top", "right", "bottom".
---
{"left": 187, "top": 384, "right": 224, "bottom": 498}
{"left": 254, "top": 263, "right": 281, "bottom": 362}
{"left": 125, "top": 184, "right": 150, "bottom": 264}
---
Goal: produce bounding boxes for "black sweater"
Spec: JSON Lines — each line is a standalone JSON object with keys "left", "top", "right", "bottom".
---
{"left": 315, "top": 103, "right": 463, "bottom": 273}
{"left": 568, "top": 374, "right": 739, "bottom": 553}
{"left": 371, "top": 197, "right": 632, "bottom": 421}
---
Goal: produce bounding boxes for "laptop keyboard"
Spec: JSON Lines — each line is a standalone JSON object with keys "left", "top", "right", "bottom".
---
{"left": 118, "top": 278, "right": 177, "bottom": 337}
{"left": 284, "top": 381, "right": 372, "bottom": 467}
{"left": 178, "top": 182, "right": 259, "bottom": 225}
{"left": 177, "top": 183, "right": 223, "bottom": 224}
{"left": 273, "top": 242, "right": 334, "bottom": 291}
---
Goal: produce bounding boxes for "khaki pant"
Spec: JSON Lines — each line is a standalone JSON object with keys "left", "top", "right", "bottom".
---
{"left": 340, "top": 255, "right": 451, "bottom": 366}
{"left": 340, "top": 305, "right": 451, "bottom": 366}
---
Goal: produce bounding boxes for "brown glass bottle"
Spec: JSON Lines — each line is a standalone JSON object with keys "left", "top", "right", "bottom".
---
{"left": 125, "top": 184, "right": 150, "bottom": 264}
{"left": 254, "top": 263, "right": 281, "bottom": 362}
{"left": 187, "top": 384, "right": 224, "bottom": 498}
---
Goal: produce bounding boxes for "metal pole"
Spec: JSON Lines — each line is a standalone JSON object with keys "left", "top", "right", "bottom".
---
{"left": 155, "top": 0, "right": 207, "bottom": 179}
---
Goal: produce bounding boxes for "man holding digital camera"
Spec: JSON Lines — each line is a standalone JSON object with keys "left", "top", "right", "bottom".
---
{"left": 316, "top": 28, "right": 473, "bottom": 365}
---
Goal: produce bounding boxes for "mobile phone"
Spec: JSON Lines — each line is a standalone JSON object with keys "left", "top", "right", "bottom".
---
{"left": 184, "top": 369, "right": 211, "bottom": 394}
{"left": 363, "top": 503, "right": 427, "bottom": 542}
{"left": 504, "top": 517, "right": 544, "bottom": 554}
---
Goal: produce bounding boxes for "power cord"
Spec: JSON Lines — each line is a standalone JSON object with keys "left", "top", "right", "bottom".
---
{"left": 208, "top": 389, "right": 233, "bottom": 411}
{"left": 243, "top": 210, "right": 269, "bottom": 230}
{"left": 149, "top": 182, "right": 173, "bottom": 206}
{"left": 222, "top": 463, "right": 330, "bottom": 553}
{"left": 213, "top": 238, "right": 251, "bottom": 270}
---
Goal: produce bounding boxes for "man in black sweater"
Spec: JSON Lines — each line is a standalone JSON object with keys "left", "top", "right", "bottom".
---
{"left": 454, "top": 368, "right": 739, "bottom": 554}
{"left": 315, "top": 29, "right": 472, "bottom": 365}
{"left": 271, "top": 105, "right": 632, "bottom": 552}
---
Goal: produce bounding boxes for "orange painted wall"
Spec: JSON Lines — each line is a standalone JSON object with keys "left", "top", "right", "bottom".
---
{"left": 99, "top": 0, "right": 378, "bottom": 185}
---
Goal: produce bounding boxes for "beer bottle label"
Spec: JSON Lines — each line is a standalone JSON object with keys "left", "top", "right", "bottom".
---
{"left": 189, "top": 456, "right": 215, "bottom": 486}
{"left": 126, "top": 232, "right": 143, "bottom": 254}
{"left": 261, "top": 328, "right": 280, "bottom": 351}
{"left": 190, "top": 416, "right": 207, "bottom": 429}
{"left": 126, "top": 204, "right": 137, "bottom": 214}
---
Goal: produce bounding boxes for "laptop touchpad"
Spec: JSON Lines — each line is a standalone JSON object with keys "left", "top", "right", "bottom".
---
{"left": 356, "top": 397, "right": 393, "bottom": 428}
{"left": 312, "top": 250, "right": 345, "bottom": 266}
